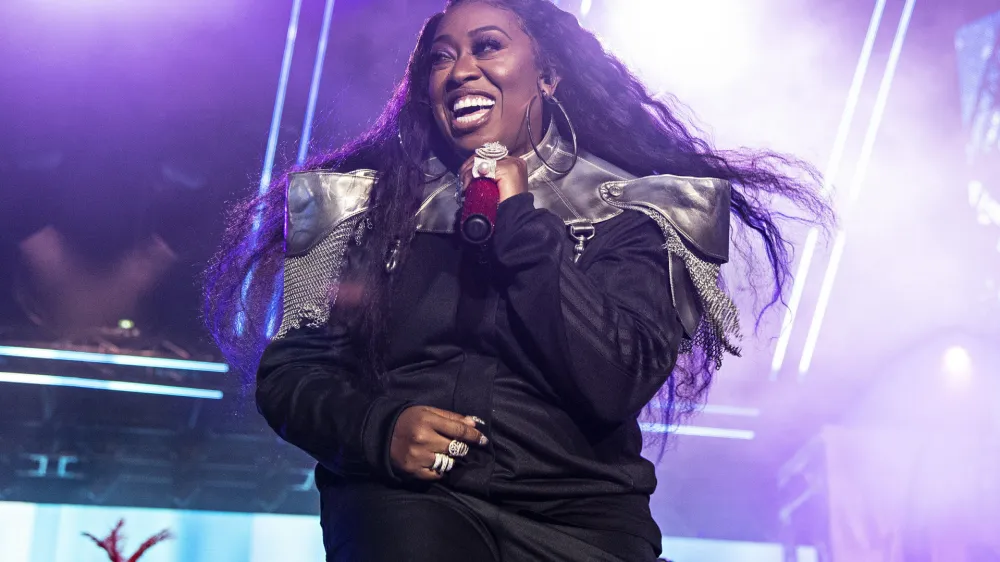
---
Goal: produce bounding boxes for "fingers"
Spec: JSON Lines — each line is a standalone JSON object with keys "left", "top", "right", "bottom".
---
{"left": 415, "top": 406, "right": 488, "bottom": 446}
{"left": 411, "top": 451, "right": 457, "bottom": 482}
{"left": 390, "top": 406, "right": 489, "bottom": 481}
{"left": 459, "top": 156, "right": 476, "bottom": 188}
{"left": 429, "top": 414, "right": 489, "bottom": 447}
{"left": 422, "top": 406, "right": 476, "bottom": 427}
{"left": 493, "top": 158, "right": 528, "bottom": 202}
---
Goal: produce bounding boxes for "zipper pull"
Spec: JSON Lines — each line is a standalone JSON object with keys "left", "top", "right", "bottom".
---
{"left": 568, "top": 222, "right": 595, "bottom": 263}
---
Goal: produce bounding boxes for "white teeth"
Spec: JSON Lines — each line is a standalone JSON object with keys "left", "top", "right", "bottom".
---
{"left": 452, "top": 95, "right": 496, "bottom": 113}
{"left": 455, "top": 109, "right": 490, "bottom": 125}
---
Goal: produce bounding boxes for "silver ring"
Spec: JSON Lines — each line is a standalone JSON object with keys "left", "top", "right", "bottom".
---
{"left": 473, "top": 142, "right": 509, "bottom": 180}
{"left": 432, "top": 452, "right": 454, "bottom": 474}
{"left": 448, "top": 440, "right": 469, "bottom": 457}
{"left": 432, "top": 453, "right": 446, "bottom": 472}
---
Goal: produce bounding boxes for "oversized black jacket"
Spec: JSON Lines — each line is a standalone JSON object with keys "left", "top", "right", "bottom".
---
{"left": 255, "top": 129, "right": 736, "bottom": 549}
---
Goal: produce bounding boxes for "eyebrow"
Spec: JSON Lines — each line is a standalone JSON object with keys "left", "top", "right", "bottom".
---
{"left": 433, "top": 25, "right": 513, "bottom": 44}
{"left": 470, "top": 25, "right": 512, "bottom": 39}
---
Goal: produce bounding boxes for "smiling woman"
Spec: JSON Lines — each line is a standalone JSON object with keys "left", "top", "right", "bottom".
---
{"left": 428, "top": 7, "right": 549, "bottom": 157}
{"left": 204, "top": 1, "right": 831, "bottom": 560}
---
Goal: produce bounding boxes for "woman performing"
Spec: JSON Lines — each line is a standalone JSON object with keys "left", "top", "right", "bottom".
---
{"left": 206, "top": 0, "right": 830, "bottom": 560}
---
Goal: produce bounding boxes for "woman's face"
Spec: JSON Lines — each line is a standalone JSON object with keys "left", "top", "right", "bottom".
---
{"left": 427, "top": 2, "right": 548, "bottom": 159}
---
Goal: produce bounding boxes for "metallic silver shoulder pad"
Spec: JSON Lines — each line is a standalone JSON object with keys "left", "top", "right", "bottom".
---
{"left": 599, "top": 176, "right": 741, "bottom": 364}
{"left": 602, "top": 174, "right": 731, "bottom": 262}
{"left": 286, "top": 170, "right": 374, "bottom": 256}
{"left": 275, "top": 170, "right": 374, "bottom": 338}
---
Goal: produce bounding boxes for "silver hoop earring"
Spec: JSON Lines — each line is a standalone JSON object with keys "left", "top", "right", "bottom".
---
{"left": 525, "top": 94, "right": 579, "bottom": 176}
{"left": 398, "top": 127, "right": 446, "bottom": 180}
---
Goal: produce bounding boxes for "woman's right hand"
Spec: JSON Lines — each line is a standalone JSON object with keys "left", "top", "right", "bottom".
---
{"left": 389, "top": 405, "right": 488, "bottom": 480}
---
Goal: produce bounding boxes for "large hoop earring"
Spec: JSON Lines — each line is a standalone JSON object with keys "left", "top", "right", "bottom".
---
{"left": 398, "top": 125, "right": 447, "bottom": 181}
{"left": 526, "top": 94, "right": 579, "bottom": 176}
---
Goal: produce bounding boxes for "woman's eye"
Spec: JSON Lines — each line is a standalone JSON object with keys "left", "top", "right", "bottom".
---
{"left": 473, "top": 38, "right": 503, "bottom": 56}
{"left": 430, "top": 50, "right": 453, "bottom": 64}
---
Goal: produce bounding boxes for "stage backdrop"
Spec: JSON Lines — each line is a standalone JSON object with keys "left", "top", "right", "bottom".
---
{"left": 0, "top": 501, "right": 818, "bottom": 562}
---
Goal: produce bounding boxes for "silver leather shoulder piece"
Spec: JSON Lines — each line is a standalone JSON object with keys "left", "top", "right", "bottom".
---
{"left": 285, "top": 170, "right": 375, "bottom": 256}
{"left": 277, "top": 139, "right": 740, "bottom": 362}
{"left": 411, "top": 146, "right": 738, "bottom": 356}
{"left": 598, "top": 177, "right": 741, "bottom": 363}
{"left": 274, "top": 170, "right": 374, "bottom": 338}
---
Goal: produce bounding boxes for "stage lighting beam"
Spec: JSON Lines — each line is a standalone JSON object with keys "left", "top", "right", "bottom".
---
{"left": 0, "top": 345, "right": 229, "bottom": 373}
{"left": 641, "top": 423, "right": 756, "bottom": 440}
{"left": 297, "top": 0, "right": 337, "bottom": 165}
{"left": 770, "top": 0, "right": 889, "bottom": 378}
{"left": 0, "top": 371, "right": 224, "bottom": 399}
{"left": 799, "top": 0, "right": 917, "bottom": 377}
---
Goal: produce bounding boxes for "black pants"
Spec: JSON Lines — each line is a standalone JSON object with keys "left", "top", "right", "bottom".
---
{"left": 320, "top": 482, "right": 659, "bottom": 562}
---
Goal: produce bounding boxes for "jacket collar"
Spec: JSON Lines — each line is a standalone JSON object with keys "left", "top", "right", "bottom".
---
{"left": 286, "top": 125, "right": 732, "bottom": 262}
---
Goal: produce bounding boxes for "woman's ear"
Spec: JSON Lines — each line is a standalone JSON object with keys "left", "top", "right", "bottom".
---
{"left": 538, "top": 68, "right": 562, "bottom": 99}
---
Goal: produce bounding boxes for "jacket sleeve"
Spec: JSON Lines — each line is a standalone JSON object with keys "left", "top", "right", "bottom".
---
{"left": 492, "top": 192, "right": 684, "bottom": 426}
{"left": 255, "top": 323, "right": 413, "bottom": 479}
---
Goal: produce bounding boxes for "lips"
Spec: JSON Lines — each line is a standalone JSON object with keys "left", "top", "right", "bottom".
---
{"left": 448, "top": 92, "right": 496, "bottom": 133}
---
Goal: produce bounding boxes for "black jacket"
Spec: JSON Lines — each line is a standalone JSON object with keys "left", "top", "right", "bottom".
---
{"left": 257, "top": 192, "right": 683, "bottom": 547}
{"left": 255, "top": 128, "right": 736, "bottom": 551}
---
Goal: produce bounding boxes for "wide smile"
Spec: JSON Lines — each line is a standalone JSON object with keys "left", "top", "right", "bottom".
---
{"left": 449, "top": 94, "right": 496, "bottom": 134}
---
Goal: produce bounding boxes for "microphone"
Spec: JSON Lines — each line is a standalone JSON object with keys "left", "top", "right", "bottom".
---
{"left": 460, "top": 142, "right": 509, "bottom": 244}
{"left": 461, "top": 176, "right": 500, "bottom": 244}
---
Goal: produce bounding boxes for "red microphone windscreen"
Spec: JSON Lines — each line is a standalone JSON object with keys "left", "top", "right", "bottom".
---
{"left": 461, "top": 177, "right": 500, "bottom": 243}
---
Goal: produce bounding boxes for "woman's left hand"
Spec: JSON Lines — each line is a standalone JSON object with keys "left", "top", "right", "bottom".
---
{"left": 459, "top": 153, "right": 529, "bottom": 204}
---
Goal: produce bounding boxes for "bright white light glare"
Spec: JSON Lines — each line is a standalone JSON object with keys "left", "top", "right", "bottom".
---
{"left": 942, "top": 346, "right": 973, "bottom": 386}
{"left": 0, "top": 346, "right": 229, "bottom": 373}
{"left": 641, "top": 423, "right": 756, "bottom": 440}
{"left": 579, "top": 0, "right": 592, "bottom": 17}
{"left": 602, "top": 0, "right": 757, "bottom": 89}
{"left": 0, "top": 371, "right": 223, "bottom": 399}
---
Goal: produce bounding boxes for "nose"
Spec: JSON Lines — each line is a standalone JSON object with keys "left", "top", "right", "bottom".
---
{"left": 447, "top": 52, "right": 481, "bottom": 88}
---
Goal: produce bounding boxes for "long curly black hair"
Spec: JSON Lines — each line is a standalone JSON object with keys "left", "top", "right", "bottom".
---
{"left": 204, "top": 0, "right": 832, "bottom": 433}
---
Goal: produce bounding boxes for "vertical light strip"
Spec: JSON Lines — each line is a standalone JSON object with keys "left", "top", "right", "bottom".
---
{"left": 297, "top": 0, "right": 337, "bottom": 165}
{"left": 769, "top": 228, "right": 819, "bottom": 377}
{"left": 769, "top": 0, "right": 888, "bottom": 377}
{"left": 259, "top": 0, "right": 304, "bottom": 195}
{"left": 821, "top": 0, "right": 891, "bottom": 199}
{"left": 798, "top": 0, "right": 917, "bottom": 376}
{"left": 846, "top": 0, "right": 918, "bottom": 204}
{"left": 797, "top": 230, "right": 847, "bottom": 375}
{"left": 237, "top": 0, "right": 304, "bottom": 337}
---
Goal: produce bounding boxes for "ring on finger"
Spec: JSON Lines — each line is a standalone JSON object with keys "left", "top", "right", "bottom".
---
{"left": 448, "top": 439, "right": 469, "bottom": 457}
{"left": 473, "top": 142, "right": 509, "bottom": 180}
{"left": 432, "top": 452, "right": 454, "bottom": 474}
